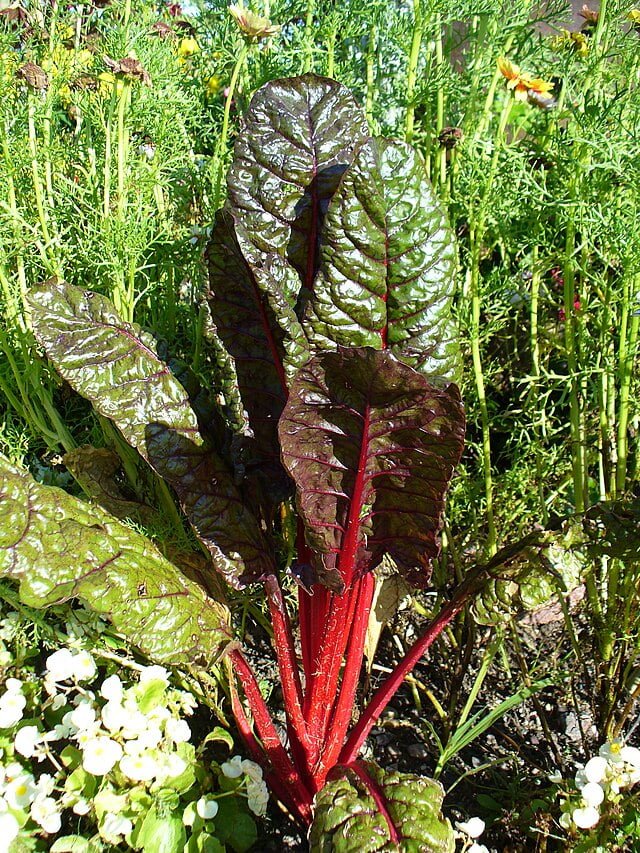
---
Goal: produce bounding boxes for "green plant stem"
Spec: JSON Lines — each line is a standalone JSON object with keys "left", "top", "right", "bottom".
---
{"left": 211, "top": 43, "right": 249, "bottom": 213}
{"left": 116, "top": 80, "right": 130, "bottom": 220}
{"left": 302, "top": 0, "right": 315, "bottom": 74}
{"left": 365, "top": 23, "right": 377, "bottom": 131}
{"left": 404, "top": 0, "right": 422, "bottom": 143}
{"left": 103, "top": 84, "right": 118, "bottom": 217}
{"left": 615, "top": 273, "right": 639, "bottom": 495}
{"left": 468, "top": 98, "right": 511, "bottom": 556}
{"left": 1, "top": 130, "right": 28, "bottom": 331}
{"left": 434, "top": 16, "right": 446, "bottom": 191}
{"left": 529, "top": 247, "right": 548, "bottom": 523}
{"left": 325, "top": 21, "right": 337, "bottom": 78}
{"left": 27, "top": 102, "right": 60, "bottom": 278}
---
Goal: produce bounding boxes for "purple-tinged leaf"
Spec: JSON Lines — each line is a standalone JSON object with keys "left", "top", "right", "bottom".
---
{"left": 0, "top": 456, "right": 231, "bottom": 668}
{"left": 28, "top": 281, "right": 275, "bottom": 587}
{"left": 205, "top": 212, "right": 308, "bottom": 502}
{"left": 309, "top": 762, "right": 454, "bottom": 852}
{"left": 146, "top": 424, "right": 276, "bottom": 587}
{"left": 226, "top": 74, "right": 369, "bottom": 297}
{"left": 304, "top": 137, "right": 461, "bottom": 383}
{"left": 28, "top": 282, "right": 200, "bottom": 455}
{"left": 278, "top": 348, "right": 465, "bottom": 592}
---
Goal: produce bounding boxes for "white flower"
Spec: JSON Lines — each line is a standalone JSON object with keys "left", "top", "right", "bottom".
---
{"left": 165, "top": 718, "right": 191, "bottom": 743}
{"left": 241, "top": 759, "right": 263, "bottom": 782}
{"left": 50, "top": 694, "right": 67, "bottom": 712}
{"left": 35, "top": 774, "right": 55, "bottom": 797}
{"left": 31, "top": 795, "right": 62, "bottom": 833}
{"left": 70, "top": 701, "right": 97, "bottom": 732}
{"left": 221, "top": 755, "right": 244, "bottom": 778}
{"left": 102, "top": 700, "right": 129, "bottom": 733}
{"left": 101, "top": 812, "right": 133, "bottom": 843}
{"left": 119, "top": 753, "right": 159, "bottom": 782}
{"left": 548, "top": 770, "right": 563, "bottom": 783}
{"left": 4, "top": 772, "right": 37, "bottom": 809}
{"left": 621, "top": 745, "right": 640, "bottom": 769}
{"left": 583, "top": 756, "right": 608, "bottom": 784}
{"left": 82, "top": 736, "right": 123, "bottom": 775}
{"left": 196, "top": 796, "right": 219, "bottom": 819}
{"left": 581, "top": 782, "right": 605, "bottom": 808}
{"left": 599, "top": 739, "right": 626, "bottom": 764}
{"left": 559, "top": 811, "right": 572, "bottom": 829}
{"left": 0, "top": 811, "right": 19, "bottom": 844}
{"left": 73, "top": 798, "right": 91, "bottom": 815}
{"left": 0, "top": 613, "right": 19, "bottom": 641}
{"left": 100, "top": 675, "right": 124, "bottom": 703}
{"left": 121, "top": 707, "right": 149, "bottom": 739}
{"left": 572, "top": 805, "right": 600, "bottom": 829}
{"left": 179, "top": 691, "right": 198, "bottom": 715}
{"left": 46, "top": 648, "right": 77, "bottom": 682}
{"left": 73, "top": 651, "right": 97, "bottom": 681}
{"left": 455, "top": 817, "right": 485, "bottom": 838}
{"left": 4, "top": 678, "right": 22, "bottom": 693}
{"left": 0, "top": 691, "right": 26, "bottom": 728}
{"left": 15, "top": 725, "right": 43, "bottom": 758}
{"left": 469, "top": 845, "right": 490, "bottom": 853}
{"left": 139, "top": 665, "right": 168, "bottom": 685}
{"left": 246, "top": 777, "right": 269, "bottom": 816}
{"left": 158, "top": 752, "right": 187, "bottom": 780}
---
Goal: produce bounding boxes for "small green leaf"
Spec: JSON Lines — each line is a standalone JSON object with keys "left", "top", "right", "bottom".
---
{"left": 135, "top": 679, "right": 167, "bottom": 714}
{"left": 212, "top": 799, "right": 257, "bottom": 853}
{"left": 135, "top": 807, "right": 186, "bottom": 853}
{"left": 309, "top": 762, "right": 455, "bottom": 852}
{"left": 50, "top": 837, "right": 97, "bottom": 853}
{"left": 201, "top": 726, "right": 235, "bottom": 752}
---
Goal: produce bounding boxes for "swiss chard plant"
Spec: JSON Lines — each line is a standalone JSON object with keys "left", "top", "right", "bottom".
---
{"left": 6, "top": 72, "right": 626, "bottom": 849}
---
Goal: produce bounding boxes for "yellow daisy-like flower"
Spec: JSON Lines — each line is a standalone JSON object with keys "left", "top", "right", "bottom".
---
{"left": 206, "top": 74, "right": 222, "bottom": 97}
{"left": 229, "top": 4, "right": 280, "bottom": 40}
{"left": 629, "top": 10, "right": 640, "bottom": 25}
{"left": 497, "top": 57, "right": 554, "bottom": 104}
{"left": 178, "top": 37, "right": 200, "bottom": 59}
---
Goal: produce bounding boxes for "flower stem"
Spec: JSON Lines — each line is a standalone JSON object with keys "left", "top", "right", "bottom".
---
{"left": 405, "top": 0, "right": 422, "bottom": 143}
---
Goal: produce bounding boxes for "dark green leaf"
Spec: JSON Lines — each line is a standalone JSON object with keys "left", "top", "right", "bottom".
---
{"left": 0, "top": 456, "right": 230, "bottom": 668}
{"left": 309, "top": 762, "right": 454, "bottom": 852}
{"left": 304, "top": 138, "right": 460, "bottom": 383}
{"left": 279, "top": 348, "right": 465, "bottom": 591}
{"left": 227, "top": 74, "right": 369, "bottom": 296}
{"left": 28, "top": 280, "right": 276, "bottom": 587}
{"left": 212, "top": 799, "right": 257, "bottom": 853}
{"left": 29, "top": 281, "right": 200, "bottom": 457}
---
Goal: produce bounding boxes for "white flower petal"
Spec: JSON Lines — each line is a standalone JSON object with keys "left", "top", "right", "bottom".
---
{"left": 581, "top": 782, "right": 605, "bottom": 807}
{"left": 82, "top": 736, "right": 123, "bottom": 776}
{"left": 583, "top": 756, "right": 608, "bottom": 784}
{"left": 196, "top": 797, "right": 219, "bottom": 819}
{"left": 572, "top": 805, "right": 600, "bottom": 829}
{"left": 455, "top": 817, "right": 485, "bottom": 839}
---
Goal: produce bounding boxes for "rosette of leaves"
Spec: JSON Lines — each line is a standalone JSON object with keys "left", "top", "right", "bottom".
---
{"left": 2, "top": 73, "right": 468, "bottom": 841}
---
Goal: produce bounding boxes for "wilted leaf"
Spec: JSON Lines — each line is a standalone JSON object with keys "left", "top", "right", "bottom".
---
{"left": 226, "top": 74, "right": 369, "bottom": 296}
{"left": 364, "top": 570, "right": 410, "bottom": 670}
{"left": 309, "top": 762, "right": 454, "bottom": 852}
{"left": 0, "top": 456, "right": 231, "bottom": 668}
{"left": 279, "top": 348, "right": 465, "bottom": 591}
{"left": 304, "top": 138, "right": 460, "bottom": 383}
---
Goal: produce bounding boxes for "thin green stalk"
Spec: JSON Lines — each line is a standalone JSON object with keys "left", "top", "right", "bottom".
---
{"left": 302, "top": 0, "right": 315, "bottom": 74}
{"left": 615, "top": 273, "right": 640, "bottom": 495}
{"left": 116, "top": 80, "right": 130, "bottom": 220}
{"left": 405, "top": 0, "right": 422, "bottom": 143}
{"left": 434, "top": 16, "right": 446, "bottom": 191}
{"left": 103, "top": 84, "right": 119, "bottom": 217}
{"left": 27, "top": 102, "right": 60, "bottom": 278}
{"left": 365, "top": 23, "right": 377, "bottom": 131}
{"left": 529, "top": 247, "right": 548, "bottom": 524}
{"left": 325, "top": 22, "right": 337, "bottom": 78}
{"left": 211, "top": 43, "right": 249, "bottom": 213}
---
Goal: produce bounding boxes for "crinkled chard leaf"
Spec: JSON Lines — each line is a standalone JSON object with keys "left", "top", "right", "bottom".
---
{"left": 205, "top": 211, "right": 308, "bottom": 503}
{"left": 29, "top": 282, "right": 201, "bottom": 455}
{"left": 0, "top": 456, "right": 231, "bottom": 668}
{"left": 304, "top": 138, "right": 460, "bottom": 383}
{"left": 278, "top": 348, "right": 465, "bottom": 591}
{"left": 226, "top": 74, "right": 369, "bottom": 296}
{"left": 28, "top": 281, "right": 275, "bottom": 587}
{"left": 145, "top": 424, "right": 275, "bottom": 586}
{"left": 308, "top": 762, "right": 454, "bottom": 852}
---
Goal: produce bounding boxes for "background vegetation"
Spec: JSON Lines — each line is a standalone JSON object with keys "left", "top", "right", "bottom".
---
{"left": 1, "top": 0, "right": 639, "bottom": 849}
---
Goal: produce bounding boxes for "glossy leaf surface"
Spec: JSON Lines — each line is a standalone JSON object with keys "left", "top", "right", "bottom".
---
{"left": 309, "top": 762, "right": 454, "bottom": 852}
{"left": 29, "top": 281, "right": 275, "bottom": 587}
{"left": 227, "top": 74, "right": 369, "bottom": 294}
{"left": 304, "top": 138, "right": 460, "bottom": 382}
{"left": 0, "top": 457, "right": 230, "bottom": 668}
{"left": 279, "top": 348, "right": 465, "bottom": 591}
{"left": 29, "top": 282, "right": 201, "bottom": 456}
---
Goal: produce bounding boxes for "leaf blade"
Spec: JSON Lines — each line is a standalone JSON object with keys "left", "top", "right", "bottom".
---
{"left": 304, "top": 138, "right": 460, "bottom": 382}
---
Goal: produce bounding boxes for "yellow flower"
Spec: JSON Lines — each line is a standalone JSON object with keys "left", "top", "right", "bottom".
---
{"left": 97, "top": 71, "right": 125, "bottom": 98}
{"left": 229, "top": 4, "right": 280, "bottom": 40}
{"left": 629, "top": 10, "right": 640, "bottom": 25}
{"left": 497, "top": 56, "right": 554, "bottom": 104}
{"left": 178, "top": 37, "right": 200, "bottom": 59}
{"left": 206, "top": 74, "right": 222, "bottom": 97}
